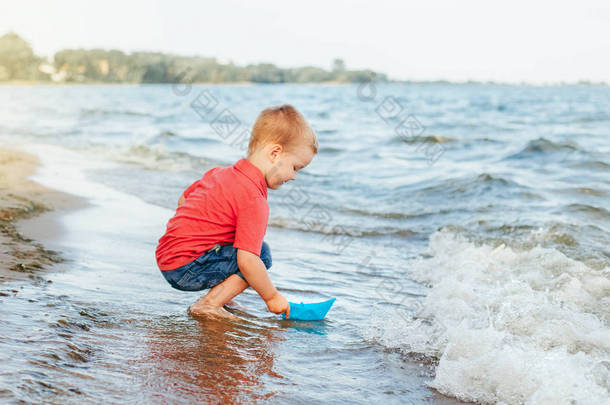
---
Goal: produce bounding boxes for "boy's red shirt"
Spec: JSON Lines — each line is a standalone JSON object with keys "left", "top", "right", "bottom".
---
{"left": 156, "top": 158, "right": 269, "bottom": 271}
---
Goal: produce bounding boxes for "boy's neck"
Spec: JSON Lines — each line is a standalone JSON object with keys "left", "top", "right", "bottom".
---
{"left": 246, "top": 154, "right": 269, "bottom": 178}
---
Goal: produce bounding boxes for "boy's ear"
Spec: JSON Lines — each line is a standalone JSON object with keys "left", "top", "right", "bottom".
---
{"left": 268, "top": 143, "right": 283, "bottom": 162}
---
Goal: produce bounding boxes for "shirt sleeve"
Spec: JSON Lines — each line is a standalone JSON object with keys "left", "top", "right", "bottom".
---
{"left": 233, "top": 196, "right": 269, "bottom": 256}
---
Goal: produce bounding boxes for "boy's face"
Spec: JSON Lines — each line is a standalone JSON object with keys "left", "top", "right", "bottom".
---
{"left": 266, "top": 142, "right": 315, "bottom": 190}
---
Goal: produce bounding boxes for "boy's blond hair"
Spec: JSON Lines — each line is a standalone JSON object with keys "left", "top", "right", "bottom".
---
{"left": 248, "top": 105, "right": 318, "bottom": 156}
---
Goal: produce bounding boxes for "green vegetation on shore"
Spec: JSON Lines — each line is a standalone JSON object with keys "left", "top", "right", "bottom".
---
{"left": 0, "top": 32, "right": 387, "bottom": 84}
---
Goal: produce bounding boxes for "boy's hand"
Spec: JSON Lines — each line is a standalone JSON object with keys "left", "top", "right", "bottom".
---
{"left": 236, "top": 249, "right": 289, "bottom": 317}
{"left": 265, "top": 292, "right": 290, "bottom": 318}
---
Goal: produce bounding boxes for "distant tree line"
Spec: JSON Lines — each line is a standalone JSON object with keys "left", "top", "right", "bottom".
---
{"left": 0, "top": 32, "right": 388, "bottom": 84}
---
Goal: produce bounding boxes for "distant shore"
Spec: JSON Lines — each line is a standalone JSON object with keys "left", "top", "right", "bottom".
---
{"left": 0, "top": 80, "right": 607, "bottom": 87}
{"left": 0, "top": 80, "right": 357, "bottom": 86}
{"left": 0, "top": 147, "right": 84, "bottom": 284}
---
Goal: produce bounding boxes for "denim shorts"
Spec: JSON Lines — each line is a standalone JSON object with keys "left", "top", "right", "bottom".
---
{"left": 161, "top": 241, "right": 272, "bottom": 291}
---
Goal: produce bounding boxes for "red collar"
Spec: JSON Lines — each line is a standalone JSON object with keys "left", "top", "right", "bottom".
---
{"left": 234, "top": 158, "right": 268, "bottom": 199}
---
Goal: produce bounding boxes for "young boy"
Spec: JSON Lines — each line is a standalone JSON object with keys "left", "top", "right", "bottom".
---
{"left": 156, "top": 105, "right": 318, "bottom": 319}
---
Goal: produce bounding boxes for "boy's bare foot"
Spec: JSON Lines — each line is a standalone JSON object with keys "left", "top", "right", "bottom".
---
{"left": 188, "top": 303, "right": 239, "bottom": 320}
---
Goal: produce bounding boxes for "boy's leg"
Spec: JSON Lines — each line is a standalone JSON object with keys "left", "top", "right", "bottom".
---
{"left": 189, "top": 274, "right": 248, "bottom": 316}
{"left": 189, "top": 241, "right": 271, "bottom": 318}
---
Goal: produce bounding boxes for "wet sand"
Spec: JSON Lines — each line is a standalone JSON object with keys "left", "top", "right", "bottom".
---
{"left": 0, "top": 147, "right": 84, "bottom": 284}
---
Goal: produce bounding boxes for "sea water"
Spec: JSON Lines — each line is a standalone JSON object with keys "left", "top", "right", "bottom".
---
{"left": 0, "top": 83, "right": 608, "bottom": 404}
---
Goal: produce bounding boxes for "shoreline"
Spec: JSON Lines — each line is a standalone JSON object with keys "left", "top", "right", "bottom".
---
{"left": 0, "top": 80, "right": 359, "bottom": 87}
{"left": 1, "top": 80, "right": 607, "bottom": 87}
{"left": 0, "top": 147, "right": 85, "bottom": 283}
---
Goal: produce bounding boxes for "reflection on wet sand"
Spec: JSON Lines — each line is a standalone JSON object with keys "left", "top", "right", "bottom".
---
{"left": 142, "top": 311, "right": 284, "bottom": 403}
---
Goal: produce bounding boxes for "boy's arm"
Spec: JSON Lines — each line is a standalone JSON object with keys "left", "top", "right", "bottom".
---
{"left": 237, "top": 249, "right": 290, "bottom": 317}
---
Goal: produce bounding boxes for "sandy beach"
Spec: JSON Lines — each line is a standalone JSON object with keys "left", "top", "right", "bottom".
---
{"left": 0, "top": 147, "right": 83, "bottom": 283}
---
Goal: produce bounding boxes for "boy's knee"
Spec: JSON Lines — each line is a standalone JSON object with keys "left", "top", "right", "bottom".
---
{"left": 260, "top": 241, "right": 272, "bottom": 270}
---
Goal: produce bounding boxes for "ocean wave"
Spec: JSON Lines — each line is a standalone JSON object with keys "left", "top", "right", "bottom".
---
{"left": 317, "top": 129, "right": 338, "bottom": 135}
{"left": 318, "top": 146, "right": 343, "bottom": 154}
{"left": 490, "top": 223, "right": 579, "bottom": 248}
{"left": 565, "top": 203, "right": 610, "bottom": 220}
{"left": 339, "top": 206, "right": 456, "bottom": 220}
{"left": 391, "top": 134, "right": 456, "bottom": 144}
{"left": 574, "top": 113, "right": 610, "bottom": 123}
{"left": 472, "top": 137, "right": 506, "bottom": 144}
{"left": 416, "top": 173, "right": 524, "bottom": 198}
{"left": 80, "top": 108, "right": 152, "bottom": 118}
{"left": 569, "top": 161, "right": 610, "bottom": 171}
{"left": 556, "top": 187, "right": 609, "bottom": 198}
{"left": 506, "top": 137, "right": 581, "bottom": 160}
{"left": 268, "top": 217, "right": 418, "bottom": 238}
{"left": 441, "top": 222, "right": 609, "bottom": 272}
{"left": 77, "top": 143, "right": 213, "bottom": 172}
{"left": 365, "top": 229, "right": 610, "bottom": 404}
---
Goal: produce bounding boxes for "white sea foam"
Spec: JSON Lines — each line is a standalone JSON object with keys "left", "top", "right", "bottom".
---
{"left": 367, "top": 229, "right": 610, "bottom": 404}
{"left": 76, "top": 143, "right": 204, "bottom": 172}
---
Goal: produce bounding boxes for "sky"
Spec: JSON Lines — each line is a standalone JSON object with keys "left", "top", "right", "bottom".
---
{"left": 2, "top": 0, "right": 609, "bottom": 84}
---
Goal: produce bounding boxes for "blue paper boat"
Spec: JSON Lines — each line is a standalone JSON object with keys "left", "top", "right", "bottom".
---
{"left": 282, "top": 298, "right": 336, "bottom": 321}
